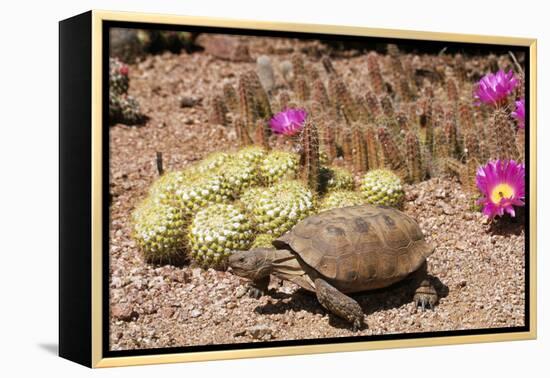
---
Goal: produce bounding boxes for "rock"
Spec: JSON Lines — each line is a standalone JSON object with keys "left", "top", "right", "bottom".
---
{"left": 245, "top": 325, "right": 275, "bottom": 340}
{"left": 180, "top": 96, "right": 200, "bottom": 108}
{"left": 159, "top": 307, "right": 175, "bottom": 318}
{"left": 111, "top": 304, "right": 138, "bottom": 321}
{"left": 226, "top": 301, "right": 237, "bottom": 309}
{"left": 195, "top": 34, "right": 252, "bottom": 62}
{"left": 171, "top": 270, "right": 190, "bottom": 283}
{"left": 235, "top": 286, "right": 248, "bottom": 298}
{"left": 256, "top": 55, "right": 275, "bottom": 92}
{"left": 192, "top": 268, "right": 203, "bottom": 279}
{"left": 190, "top": 309, "right": 202, "bottom": 318}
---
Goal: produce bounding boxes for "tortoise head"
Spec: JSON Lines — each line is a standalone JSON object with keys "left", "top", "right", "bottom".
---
{"left": 228, "top": 248, "right": 274, "bottom": 280}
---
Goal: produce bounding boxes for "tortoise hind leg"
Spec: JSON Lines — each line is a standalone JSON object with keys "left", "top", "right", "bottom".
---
{"left": 411, "top": 262, "right": 438, "bottom": 311}
{"left": 314, "top": 278, "right": 364, "bottom": 331}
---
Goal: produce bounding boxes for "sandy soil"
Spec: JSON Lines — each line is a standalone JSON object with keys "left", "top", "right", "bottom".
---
{"left": 108, "top": 37, "right": 525, "bottom": 350}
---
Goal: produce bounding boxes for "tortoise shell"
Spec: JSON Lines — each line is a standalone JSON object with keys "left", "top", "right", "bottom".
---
{"left": 273, "top": 205, "right": 434, "bottom": 292}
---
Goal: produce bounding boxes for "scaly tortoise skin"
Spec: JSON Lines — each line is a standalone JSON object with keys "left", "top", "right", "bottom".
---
{"left": 228, "top": 205, "right": 439, "bottom": 331}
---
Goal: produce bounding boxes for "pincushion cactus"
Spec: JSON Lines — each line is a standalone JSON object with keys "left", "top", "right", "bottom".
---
{"left": 251, "top": 233, "right": 275, "bottom": 248}
{"left": 132, "top": 198, "right": 187, "bottom": 264}
{"left": 189, "top": 203, "right": 255, "bottom": 267}
{"left": 173, "top": 172, "right": 232, "bottom": 217}
{"left": 148, "top": 170, "right": 188, "bottom": 206}
{"left": 260, "top": 150, "right": 299, "bottom": 185}
{"left": 109, "top": 93, "right": 145, "bottom": 125}
{"left": 109, "top": 57, "right": 129, "bottom": 96}
{"left": 320, "top": 190, "right": 365, "bottom": 211}
{"left": 219, "top": 159, "right": 261, "bottom": 198}
{"left": 235, "top": 146, "right": 267, "bottom": 166}
{"left": 245, "top": 180, "right": 315, "bottom": 236}
{"left": 194, "top": 152, "right": 233, "bottom": 174}
{"left": 320, "top": 166, "right": 355, "bottom": 192}
{"left": 360, "top": 169, "right": 404, "bottom": 208}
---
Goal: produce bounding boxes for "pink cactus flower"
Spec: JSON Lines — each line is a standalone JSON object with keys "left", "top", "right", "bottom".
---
{"left": 269, "top": 108, "right": 307, "bottom": 136}
{"left": 474, "top": 69, "right": 518, "bottom": 106}
{"left": 476, "top": 159, "right": 525, "bottom": 218}
{"left": 119, "top": 64, "right": 129, "bottom": 76}
{"left": 511, "top": 98, "right": 525, "bottom": 129}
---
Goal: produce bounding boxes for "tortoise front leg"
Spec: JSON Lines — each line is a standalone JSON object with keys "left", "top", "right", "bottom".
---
{"left": 248, "top": 275, "right": 270, "bottom": 299}
{"left": 411, "top": 261, "right": 438, "bottom": 310}
{"left": 314, "top": 278, "right": 364, "bottom": 331}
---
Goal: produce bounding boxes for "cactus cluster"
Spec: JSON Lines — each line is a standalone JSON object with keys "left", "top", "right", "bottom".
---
{"left": 132, "top": 42, "right": 525, "bottom": 269}
{"left": 204, "top": 48, "right": 523, "bottom": 200}
{"left": 109, "top": 57, "right": 145, "bottom": 125}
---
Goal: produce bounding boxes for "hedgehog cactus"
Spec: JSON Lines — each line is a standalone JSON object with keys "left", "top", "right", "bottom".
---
{"left": 223, "top": 83, "right": 239, "bottom": 114}
{"left": 189, "top": 203, "right": 254, "bottom": 268}
{"left": 234, "top": 116, "right": 253, "bottom": 146}
{"left": 364, "top": 125, "right": 381, "bottom": 170}
{"left": 109, "top": 57, "right": 129, "bottom": 96}
{"left": 311, "top": 79, "right": 331, "bottom": 110}
{"left": 254, "top": 119, "right": 270, "bottom": 150}
{"left": 294, "top": 77, "right": 310, "bottom": 102}
{"left": 405, "top": 131, "right": 424, "bottom": 183}
{"left": 319, "top": 120, "right": 337, "bottom": 163}
{"left": 209, "top": 95, "right": 228, "bottom": 126}
{"left": 487, "top": 109, "right": 519, "bottom": 160}
{"left": 246, "top": 180, "right": 314, "bottom": 236}
{"left": 361, "top": 169, "right": 405, "bottom": 208}
{"left": 329, "top": 77, "right": 359, "bottom": 122}
{"left": 367, "top": 53, "right": 385, "bottom": 95}
{"left": 320, "top": 190, "right": 365, "bottom": 211}
{"left": 260, "top": 150, "right": 299, "bottom": 185}
{"left": 351, "top": 124, "right": 368, "bottom": 174}
{"left": 245, "top": 70, "right": 272, "bottom": 119}
{"left": 132, "top": 198, "right": 187, "bottom": 264}
{"left": 377, "top": 127, "right": 408, "bottom": 181}
{"left": 299, "top": 119, "right": 321, "bottom": 193}
{"left": 238, "top": 73, "right": 259, "bottom": 131}
{"left": 443, "top": 113, "right": 460, "bottom": 158}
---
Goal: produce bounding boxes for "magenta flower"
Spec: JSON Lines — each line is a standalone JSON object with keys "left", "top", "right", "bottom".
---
{"left": 269, "top": 108, "right": 307, "bottom": 136}
{"left": 474, "top": 69, "right": 518, "bottom": 106}
{"left": 511, "top": 98, "right": 525, "bottom": 129}
{"left": 476, "top": 159, "right": 525, "bottom": 218}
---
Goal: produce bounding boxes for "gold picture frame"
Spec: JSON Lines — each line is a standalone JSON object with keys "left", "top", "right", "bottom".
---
{"left": 59, "top": 9, "right": 537, "bottom": 368}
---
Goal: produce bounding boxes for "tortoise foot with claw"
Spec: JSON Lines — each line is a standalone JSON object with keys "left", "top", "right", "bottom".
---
{"left": 414, "top": 279, "right": 438, "bottom": 311}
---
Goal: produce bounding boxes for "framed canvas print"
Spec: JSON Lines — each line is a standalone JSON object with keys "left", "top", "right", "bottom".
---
{"left": 59, "top": 10, "right": 537, "bottom": 368}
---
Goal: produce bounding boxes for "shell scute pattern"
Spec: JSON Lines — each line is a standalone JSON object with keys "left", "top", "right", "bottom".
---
{"left": 279, "top": 205, "right": 432, "bottom": 289}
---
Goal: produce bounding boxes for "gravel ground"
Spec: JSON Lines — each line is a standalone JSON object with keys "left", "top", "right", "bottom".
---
{"left": 108, "top": 36, "right": 525, "bottom": 351}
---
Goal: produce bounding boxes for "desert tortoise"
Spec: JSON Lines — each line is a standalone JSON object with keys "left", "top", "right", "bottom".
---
{"left": 228, "top": 204, "right": 438, "bottom": 330}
